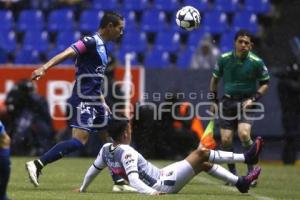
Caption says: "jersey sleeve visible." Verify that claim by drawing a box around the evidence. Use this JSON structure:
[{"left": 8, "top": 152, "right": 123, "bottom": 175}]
[
  {"left": 71, "top": 36, "right": 96, "bottom": 55},
  {"left": 93, "top": 146, "right": 107, "bottom": 170},
  {"left": 121, "top": 147, "right": 158, "bottom": 195},
  {"left": 212, "top": 57, "right": 223, "bottom": 78},
  {"left": 121, "top": 148, "right": 139, "bottom": 175},
  {"left": 257, "top": 60, "right": 270, "bottom": 81}
]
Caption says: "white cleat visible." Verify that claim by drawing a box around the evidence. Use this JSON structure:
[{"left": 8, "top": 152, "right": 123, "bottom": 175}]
[
  {"left": 25, "top": 161, "right": 40, "bottom": 187},
  {"left": 112, "top": 184, "right": 137, "bottom": 192}
]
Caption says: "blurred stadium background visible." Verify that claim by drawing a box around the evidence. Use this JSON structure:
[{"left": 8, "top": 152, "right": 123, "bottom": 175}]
[{"left": 0, "top": 0, "right": 300, "bottom": 162}]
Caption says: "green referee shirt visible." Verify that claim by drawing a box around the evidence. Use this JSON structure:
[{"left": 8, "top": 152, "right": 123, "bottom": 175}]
[{"left": 212, "top": 51, "right": 270, "bottom": 96}]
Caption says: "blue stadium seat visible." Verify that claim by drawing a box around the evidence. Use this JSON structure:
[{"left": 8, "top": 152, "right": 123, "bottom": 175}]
[
  {"left": 0, "top": 10, "right": 14, "bottom": 33},
  {"left": 141, "top": 9, "right": 167, "bottom": 32},
  {"left": 176, "top": 47, "right": 196, "bottom": 68},
  {"left": 0, "top": 31, "right": 16, "bottom": 53},
  {"left": 187, "top": 30, "right": 207, "bottom": 49},
  {"left": 48, "top": 9, "right": 75, "bottom": 32},
  {"left": 144, "top": 49, "right": 170, "bottom": 68},
  {"left": 79, "top": 10, "right": 104, "bottom": 33},
  {"left": 56, "top": 31, "right": 81, "bottom": 50},
  {"left": 219, "top": 31, "right": 236, "bottom": 52},
  {"left": 244, "top": 0, "right": 270, "bottom": 14},
  {"left": 14, "top": 49, "right": 40, "bottom": 64},
  {"left": 121, "top": 31, "right": 147, "bottom": 52},
  {"left": 154, "top": 31, "right": 180, "bottom": 52},
  {"left": 23, "top": 31, "right": 49, "bottom": 52},
  {"left": 202, "top": 11, "right": 228, "bottom": 34},
  {"left": 232, "top": 12, "right": 258, "bottom": 34},
  {"left": 183, "top": 0, "right": 210, "bottom": 12},
  {"left": 154, "top": 0, "right": 180, "bottom": 12},
  {"left": 92, "top": 0, "right": 118, "bottom": 11},
  {"left": 123, "top": 0, "right": 148, "bottom": 11},
  {"left": 121, "top": 11, "right": 138, "bottom": 32},
  {"left": 0, "top": 49, "right": 7, "bottom": 63},
  {"left": 17, "top": 10, "right": 44, "bottom": 32},
  {"left": 214, "top": 0, "right": 240, "bottom": 13}
]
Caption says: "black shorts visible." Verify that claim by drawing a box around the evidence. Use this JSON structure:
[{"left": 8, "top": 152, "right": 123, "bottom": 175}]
[{"left": 218, "top": 95, "right": 256, "bottom": 130}]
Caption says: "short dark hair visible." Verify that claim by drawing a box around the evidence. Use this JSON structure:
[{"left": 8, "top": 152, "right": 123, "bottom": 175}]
[
  {"left": 99, "top": 12, "right": 124, "bottom": 29},
  {"left": 107, "top": 116, "right": 129, "bottom": 141},
  {"left": 234, "top": 29, "right": 253, "bottom": 42}
]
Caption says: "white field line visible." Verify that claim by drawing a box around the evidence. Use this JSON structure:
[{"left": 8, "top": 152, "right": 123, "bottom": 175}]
[{"left": 193, "top": 176, "right": 275, "bottom": 200}]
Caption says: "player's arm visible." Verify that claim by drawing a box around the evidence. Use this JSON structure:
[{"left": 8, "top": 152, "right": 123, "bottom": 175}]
[
  {"left": 209, "top": 76, "right": 219, "bottom": 96},
  {"left": 210, "top": 57, "right": 223, "bottom": 99},
  {"left": 208, "top": 58, "right": 222, "bottom": 114},
  {"left": 121, "top": 150, "right": 158, "bottom": 195},
  {"left": 127, "top": 172, "right": 159, "bottom": 195},
  {"left": 243, "top": 61, "right": 270, "bottom": 108},
  {"left": 32, "top": 47, "right": 76, "bottom": 80},
  {"left": 79, "top": 147, "right": 107, "bottom": 192},
  {"left": 99, "top": 95, "right": 111, "bottom": 114}
]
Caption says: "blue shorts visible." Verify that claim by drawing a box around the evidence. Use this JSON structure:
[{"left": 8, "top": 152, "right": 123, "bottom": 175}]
[
  {"left": 68, "top": 101, "right": 110, "bottom": 133},
  {"left": 0, "top": 120, "right": 6, "bottom": 135}
]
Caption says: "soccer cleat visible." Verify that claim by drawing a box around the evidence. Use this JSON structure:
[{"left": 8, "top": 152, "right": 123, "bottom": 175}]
[
  {"left": 244, "top": 137, "right": 264, "bottom": 165},
  {"left": 235, "top": 166, "right": 261, "bottom": 193},
  {"left": 112, "top": 184, "right": 137, "bottom": 192},
  {"left": 25, "top": 160, "right": 42, "bottom": 187}
]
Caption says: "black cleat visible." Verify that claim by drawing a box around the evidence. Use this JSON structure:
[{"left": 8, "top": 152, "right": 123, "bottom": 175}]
[
  {"left": 235, "top": 166, "right": 261, "bottom": 193},
  {"left": 244, "top": 137, "right": 264, "bottom": 165}
]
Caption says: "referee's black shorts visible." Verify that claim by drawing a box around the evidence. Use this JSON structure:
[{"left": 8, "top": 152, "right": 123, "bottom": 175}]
[{"left": 218, "top": 94, "right": 256, "bottom": 130}]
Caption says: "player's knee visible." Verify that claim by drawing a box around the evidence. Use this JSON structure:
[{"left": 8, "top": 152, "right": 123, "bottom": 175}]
[
  {"left": 221, "top": 138, "right": 232, "bottom": 147},
  {"left": 238, "top": 129, "right": 250, "bottom": 141}
]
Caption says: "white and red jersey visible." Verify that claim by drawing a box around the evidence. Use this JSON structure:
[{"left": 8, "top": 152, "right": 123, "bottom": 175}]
[
  {"left": 88, "top": 143, "right": 195, "bottom": 194},
  {"left": 94, "top": 143, "right": 160, "bottom": 186}
]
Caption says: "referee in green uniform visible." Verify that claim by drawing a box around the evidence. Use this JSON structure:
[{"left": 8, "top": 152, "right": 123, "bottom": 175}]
[{"left": 209, "top": 30, "right": 270, "bottom": 186}]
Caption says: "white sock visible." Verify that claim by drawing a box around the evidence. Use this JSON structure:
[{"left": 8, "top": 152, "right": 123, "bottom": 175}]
[
  {"left": 207, "top": 164, "right": 239, "bottom": 185},
  {"left": 208, "top": 150, "right": 245, "bottom": 163}
]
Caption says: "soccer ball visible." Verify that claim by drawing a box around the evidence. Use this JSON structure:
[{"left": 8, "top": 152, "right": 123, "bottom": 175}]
[{"left": 176, "top": 6, "right": 201, "bottom": 31}]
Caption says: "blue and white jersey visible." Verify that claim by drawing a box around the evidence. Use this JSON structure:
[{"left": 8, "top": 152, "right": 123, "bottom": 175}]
[
  {"left": 0, "top": 120, "right": 5, "bottom": 135},
  {"left": 95, "top": 143, "right": 161, "bottom": 186},
  {"left": 70, "top": 33, "right": 109, "bottom": 102}
]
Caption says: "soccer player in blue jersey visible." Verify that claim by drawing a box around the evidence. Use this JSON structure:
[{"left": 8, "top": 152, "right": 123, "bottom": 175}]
[
  {"left": 25, "top": 12, "right": 125, "bottom": 188},
  {"left": 0, "top": 121, "right": 11, "bottom": 200}
]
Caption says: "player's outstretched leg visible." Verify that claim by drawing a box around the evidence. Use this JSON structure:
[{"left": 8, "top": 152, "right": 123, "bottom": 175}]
[
  {"left": 205, "top": 163, "right": 261, "bottom": 193},
  {"left": 244, "top": 137, "right": 264, "bottom": 165},
  {"left": 235, "top": 166, "right": 261, "bottom": 193},
  {"left": 26, "top": 137, "right": 85, "bottom": 187}
]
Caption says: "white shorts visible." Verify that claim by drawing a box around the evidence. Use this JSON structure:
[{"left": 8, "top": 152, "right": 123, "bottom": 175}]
[{"left": 152, "top": 160, "right": 195, "bottom": 193}]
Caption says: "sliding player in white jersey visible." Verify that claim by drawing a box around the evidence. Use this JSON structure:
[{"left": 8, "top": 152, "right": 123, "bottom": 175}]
[{"left": 76, "top": 116, "right": 263, "bottom": 195}]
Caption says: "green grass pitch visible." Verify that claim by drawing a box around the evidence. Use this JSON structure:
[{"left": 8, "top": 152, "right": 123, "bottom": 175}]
[{"left": 8, "top": 157, "right": 300, "bottom": 200}]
